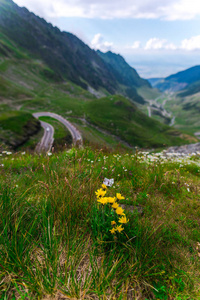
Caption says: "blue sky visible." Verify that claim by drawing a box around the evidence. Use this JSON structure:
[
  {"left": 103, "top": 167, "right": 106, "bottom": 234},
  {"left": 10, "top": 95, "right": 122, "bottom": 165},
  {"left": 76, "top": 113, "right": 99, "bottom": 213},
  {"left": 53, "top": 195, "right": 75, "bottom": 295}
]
[{"left": 13, "top": 0, "right": 200, "bottom": 78}]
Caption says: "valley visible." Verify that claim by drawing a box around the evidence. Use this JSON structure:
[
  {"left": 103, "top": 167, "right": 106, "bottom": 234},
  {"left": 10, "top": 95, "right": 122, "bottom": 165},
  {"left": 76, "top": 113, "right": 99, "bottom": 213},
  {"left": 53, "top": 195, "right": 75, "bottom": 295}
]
[
  {"left": 1, "top": 0, "right": 198, "bottom": 152},
  {"left": 1, "top": 1, "right": 200, "bottom": 299}
]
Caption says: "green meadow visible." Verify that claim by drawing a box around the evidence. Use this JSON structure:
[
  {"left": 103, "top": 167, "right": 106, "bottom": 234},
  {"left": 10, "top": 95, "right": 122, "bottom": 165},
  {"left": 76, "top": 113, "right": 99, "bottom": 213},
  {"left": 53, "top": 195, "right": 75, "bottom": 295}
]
[
  {"left": 0, "top": 33, "right": 195, "bottom": 151},
  {"left": 0, "top": 147, "right": 200, "bottom": 299}
]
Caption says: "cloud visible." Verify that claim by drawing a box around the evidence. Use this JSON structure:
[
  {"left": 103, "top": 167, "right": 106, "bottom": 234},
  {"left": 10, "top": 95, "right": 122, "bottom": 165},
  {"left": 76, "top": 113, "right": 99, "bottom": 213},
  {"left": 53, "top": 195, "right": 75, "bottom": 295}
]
[
  {"left": 130, "top": 41, "right": 141, "bottom": 49},
  {"left": 181, "top": 35, "right": 200, "bottom": 51},
  {"left": 91, "top": 33, "right": 113, "bottom": 52},
  {"left": 13, "top": 0, "right": 200, "bottom": 20},
  {"left": 144, "top": 38, "right": 177, "bottom": 50},
  {"left": 143, "top": 36, "right": 200, "bottom": 52}
]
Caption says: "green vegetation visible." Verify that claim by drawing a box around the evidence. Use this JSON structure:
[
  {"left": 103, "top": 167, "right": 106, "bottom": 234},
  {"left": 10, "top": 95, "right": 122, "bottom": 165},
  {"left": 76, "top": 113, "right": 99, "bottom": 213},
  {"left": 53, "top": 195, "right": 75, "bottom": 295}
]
[
  {"left": 86, "top": 95, "right": 192, "bottom": 148},
  {"left": 137, "top": 85, "right": 161, "bottom": 100},
  {"left": 0, "top": 111, "right": 40, "bottom": 149},
  {"left": 0, "top": 0, "right": 151, "bottom": 98},
  {"left": 165, "top": 94, "right": 200, "bottom": 134},
  {"left": 0, "top": 1, "right": 197, "bottom": 151},
  {"left": 0, "top": 147, "right": 200, "bottom": 299},
  {"left": 178, "top": 80, "right": 200, "bottom": 98},
  {"left": 0, "top": 37, "right": 192, "bottom": 150}
]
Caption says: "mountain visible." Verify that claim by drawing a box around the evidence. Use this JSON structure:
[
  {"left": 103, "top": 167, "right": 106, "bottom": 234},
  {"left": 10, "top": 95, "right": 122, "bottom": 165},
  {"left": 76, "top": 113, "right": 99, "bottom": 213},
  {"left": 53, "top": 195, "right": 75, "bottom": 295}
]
[
  {"left": 0, "top": 0, "right": 195, "bottom": 149},
  {"left": 97, "top": 51, "right": 150, "bottom": 89},
  {"left": 0, "top": 0, "right": 149, "bottom": 104},
  {"left": 178, "top": 80, "right": 200, "bottom": 98},
  {"left": 147, "top": 78, "right": 164, "bottom": 87},
  {"left": 97, "top": 51, "right": 151, "bottom": 104},
  {"left": 153, "top": 66, "right": 200, "bottom": 92}
]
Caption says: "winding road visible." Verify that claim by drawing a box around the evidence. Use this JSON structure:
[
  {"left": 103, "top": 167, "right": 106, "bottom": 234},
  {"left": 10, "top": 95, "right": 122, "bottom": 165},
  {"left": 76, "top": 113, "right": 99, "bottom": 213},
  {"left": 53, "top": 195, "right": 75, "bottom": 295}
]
[
  {"left": 33, "top": 112, "right": 83, "bottom": 152},
  {"left": 35, "top": 121, "right": 54, "bottom": 153},
  {"left": 146, "top": 93, "right": 175, "bottom": 126}
]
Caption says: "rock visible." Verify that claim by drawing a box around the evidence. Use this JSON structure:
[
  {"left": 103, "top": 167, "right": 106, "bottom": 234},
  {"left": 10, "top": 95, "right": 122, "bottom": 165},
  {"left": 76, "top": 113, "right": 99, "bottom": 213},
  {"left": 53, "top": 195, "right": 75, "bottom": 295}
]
[{"left": 119, "top": 204, "right": 144, "bottom": 215}]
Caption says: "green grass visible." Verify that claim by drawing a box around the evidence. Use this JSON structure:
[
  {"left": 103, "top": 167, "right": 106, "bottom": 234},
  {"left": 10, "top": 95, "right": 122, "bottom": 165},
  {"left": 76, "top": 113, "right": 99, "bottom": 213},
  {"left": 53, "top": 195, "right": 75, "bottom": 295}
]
[
  {"left": 0, "top": 147, "right": 200, "bottom": 299},
  {"left": 137, "top": 86, "right": 161, "bottom": 100},
  {"left": 164, "top": 94, "right": 200, "bottom": 134},
  {"left": 85, "top": 95, "right": 192, "bottom": 148},
  {"left": 0, "top": 34, "right": 195, "bottom": 151},
  {"left": 0, "top": 111, "right": 40, "bottom": 149}
]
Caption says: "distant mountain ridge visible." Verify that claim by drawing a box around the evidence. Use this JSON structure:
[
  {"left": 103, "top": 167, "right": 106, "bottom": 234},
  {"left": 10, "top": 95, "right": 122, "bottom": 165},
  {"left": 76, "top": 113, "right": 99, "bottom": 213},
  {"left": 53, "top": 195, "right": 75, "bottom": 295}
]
[
  {"left": 147, "top": 78, "right": 164, "bottom": 87},
  {"left": 0, "top": 0, "right": 194, "bottom": 149},
  {"left": 97, "top": 50, "right": 150, "bottom": 88},
  {"left": 152, "top": 65, "right": 200, "bottom": 93},
  {"left": 0, "top": 0, "right": 150, "bottom": 104}
]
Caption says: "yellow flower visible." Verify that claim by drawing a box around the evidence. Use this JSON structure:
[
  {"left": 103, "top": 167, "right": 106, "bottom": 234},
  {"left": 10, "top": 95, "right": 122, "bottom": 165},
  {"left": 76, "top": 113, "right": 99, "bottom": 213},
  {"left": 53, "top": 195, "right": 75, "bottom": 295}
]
[
  {"left": 116, "top": 193, "right": 125, "bottom": 200},
  {"left": 119, "top": 215, "right": 129, "bottom": 224},
  {"left": 110, "top": 228, "right": 116, "bottom": 234},
  {"left": 112, "top": 202, "right": 119, "bottom": 209},
  {"left": 115, "top": 225, "right": 124, "bottom": 233},
  {"left": 102, "top": 183, "right": 107, "bottom": 190},
  {"left": 107, "top": 197, "right": 116, "bottom": 204},
  {"left": 97, "top": 197, "right": 108, "bottom": 205},
  {"left": 115, "top": 206, "right": 124, "bottom": 215},
  {"left": 111, "top": 221, "right": 116, "bottom": 226},
  {"left": 95, "top": 188, "right": 106, "bottom": 198}
]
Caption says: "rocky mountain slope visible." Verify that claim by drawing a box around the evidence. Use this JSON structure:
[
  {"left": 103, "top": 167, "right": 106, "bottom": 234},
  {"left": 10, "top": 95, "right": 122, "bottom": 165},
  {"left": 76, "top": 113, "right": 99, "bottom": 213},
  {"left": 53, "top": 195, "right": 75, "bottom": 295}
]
[
  {"left": 0, "top": 0, "right": 195, "bottom": 150},
  {"left": 97, "top": 50, "right": 150, "bottom": 104},
  {"left": 0, "top": 0, "right": 150, "bottom": 103}
]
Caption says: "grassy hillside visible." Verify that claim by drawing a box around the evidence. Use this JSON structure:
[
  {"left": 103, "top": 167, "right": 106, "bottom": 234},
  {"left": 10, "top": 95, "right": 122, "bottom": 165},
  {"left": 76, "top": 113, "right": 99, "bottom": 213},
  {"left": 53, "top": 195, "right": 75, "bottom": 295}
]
[
  {"left": 85, "top": 95, "right": 193, "bottom": 148},
  {"left": 0, "top": 33, "right": 192, "bottom": 150},
  {"left": 178, "top": 80, "right": 200, "bottom": 98},
  {"left": 0, "top": 147, "right": 200, "bottom": 299},
  {"left": 0, "top": 0, "right": 116, "bottom": 92},
  {"left": 0, "top": 0, "right": 197, "bottom": 150},
  {"left": 0, "top": 0, "right": 150, "bottom": 101},
  {"left": 164, "top": 93, "right": 200, "bottom": 134},
  {"left": 0, "top": 111, "right": 40, "bottom": 149}
]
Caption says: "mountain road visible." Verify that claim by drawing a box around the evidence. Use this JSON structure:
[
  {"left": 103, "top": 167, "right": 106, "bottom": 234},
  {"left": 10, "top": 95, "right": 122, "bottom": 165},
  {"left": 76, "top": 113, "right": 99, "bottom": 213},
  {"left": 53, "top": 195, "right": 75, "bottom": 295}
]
[
  {"left": 33, "top": 112, "right": 83, "bottom": 152},
  {"left": 35, "top": 121, "right": 54, "bottom": 152}
]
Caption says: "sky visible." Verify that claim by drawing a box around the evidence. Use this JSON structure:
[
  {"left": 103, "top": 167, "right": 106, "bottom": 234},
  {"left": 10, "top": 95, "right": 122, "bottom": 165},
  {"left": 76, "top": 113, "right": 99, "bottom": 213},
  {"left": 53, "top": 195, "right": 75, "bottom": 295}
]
[{"left": 13, "top": 0, "right": 200, "bottom": 78}]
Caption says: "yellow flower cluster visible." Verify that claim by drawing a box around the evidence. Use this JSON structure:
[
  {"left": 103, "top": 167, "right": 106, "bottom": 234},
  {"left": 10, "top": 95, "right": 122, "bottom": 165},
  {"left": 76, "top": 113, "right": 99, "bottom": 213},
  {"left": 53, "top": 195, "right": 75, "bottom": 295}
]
[{"left": 95, "top": 184, "right": 129, "bottom": 234}]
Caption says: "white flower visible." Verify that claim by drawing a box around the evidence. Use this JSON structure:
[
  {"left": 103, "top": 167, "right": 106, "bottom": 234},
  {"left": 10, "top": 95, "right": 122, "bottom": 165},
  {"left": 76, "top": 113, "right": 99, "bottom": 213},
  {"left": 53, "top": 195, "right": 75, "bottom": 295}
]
[
  {"left": 103, "top": 178, "right": 114, "bottom": 187},
  {"left": 47, "top": 152, "right": 52, "bottom": 156},
  {"left": 21, "top": 152, "right": 26, "bottom": 155},
  {"left": 187, "top": 187, "right": 190, "bottom": 192}
]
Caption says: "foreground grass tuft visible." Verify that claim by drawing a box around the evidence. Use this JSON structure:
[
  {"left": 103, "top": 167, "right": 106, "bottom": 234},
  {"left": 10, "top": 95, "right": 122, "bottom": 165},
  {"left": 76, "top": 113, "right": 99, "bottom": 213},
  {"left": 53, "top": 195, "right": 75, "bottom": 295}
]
[{"left": 0, "top": 147, "right": 200, "bottom": 299}]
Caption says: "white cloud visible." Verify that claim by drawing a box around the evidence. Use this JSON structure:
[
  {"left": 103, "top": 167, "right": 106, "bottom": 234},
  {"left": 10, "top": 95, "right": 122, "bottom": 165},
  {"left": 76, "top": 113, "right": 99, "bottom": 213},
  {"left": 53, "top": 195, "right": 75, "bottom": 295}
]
[
  {"left": 181, "top": 35, "right": 200, "bottom": 51},
  {"left": 91, "top": 33, "right": 113, "bottom": 52},
  {"left": 13, "top": 0, "right": 200, "bottom": 20},
  {"left": 131, "top": 41, "right": 141, "bottom": 49},
  {"left": 143, "top": 35, "right": 200, "bottom": 52},
  {"left": 144, "top": 38, "right": 177, "bottom": 50}
]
